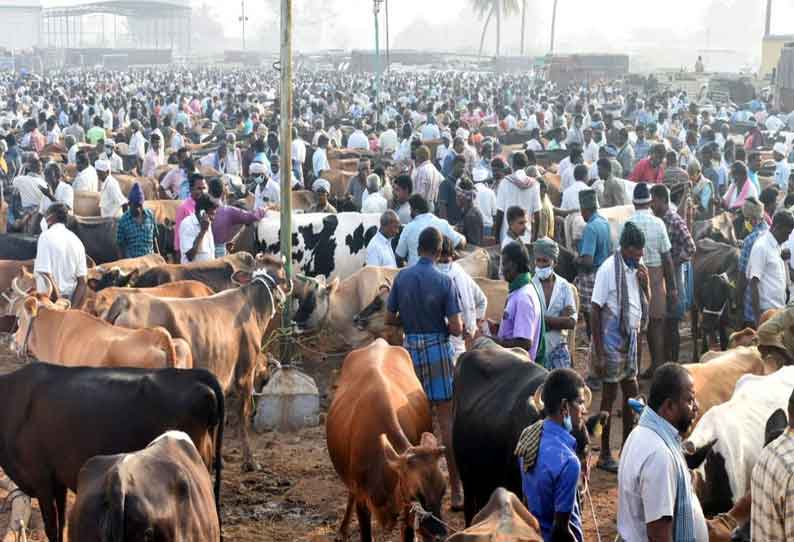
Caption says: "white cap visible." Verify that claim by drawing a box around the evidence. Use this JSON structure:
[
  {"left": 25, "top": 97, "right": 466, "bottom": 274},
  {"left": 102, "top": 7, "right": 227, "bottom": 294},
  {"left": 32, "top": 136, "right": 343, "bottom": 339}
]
[
  {"left": 250, "top": 162, "right": 268, "bottom": 175},
  {"left": 456, "top": 127, "right": 470, "bottom": 140},
  {"left": 95, "top": 159, "right": 111, "bottom": 172},
  {"left": 312, "top": 178, "right": 331, "bottom": 193},
  {"left": 774, "top": 142, "right": 788, "bottom": 156}
]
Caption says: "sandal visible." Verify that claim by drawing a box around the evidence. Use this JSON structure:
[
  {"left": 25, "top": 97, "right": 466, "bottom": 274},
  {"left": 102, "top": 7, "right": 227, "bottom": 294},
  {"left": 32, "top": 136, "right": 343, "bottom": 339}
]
[{"left": 596, "top": 457, "right": 619, "bottom": 474}]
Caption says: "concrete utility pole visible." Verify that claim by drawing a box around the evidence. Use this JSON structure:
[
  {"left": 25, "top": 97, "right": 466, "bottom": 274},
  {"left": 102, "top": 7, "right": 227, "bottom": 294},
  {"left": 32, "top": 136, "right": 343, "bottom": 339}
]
[
  {"left": 385, "top": 0, "right": 390, "bottom": 71},
  {"left": 373, "top": 0, "right": 383, "bottom": 126},
  {"left": 279, "top": 0, "right": 293, "bottom": 347},
  {"left": 239, "top": 0, "right": 248, "bottom": 50},
  {"left": 765, "top": 0, "right": 773, "bottom": 37},
  {"left": 550, "top": 0, "right": 558, "bottom": 54}
]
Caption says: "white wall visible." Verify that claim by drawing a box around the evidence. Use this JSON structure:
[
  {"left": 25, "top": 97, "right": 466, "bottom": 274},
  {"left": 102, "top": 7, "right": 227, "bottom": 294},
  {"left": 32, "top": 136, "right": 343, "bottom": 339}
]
[{"left": 0, "top": 7, "right": 41, "bottom": 50}]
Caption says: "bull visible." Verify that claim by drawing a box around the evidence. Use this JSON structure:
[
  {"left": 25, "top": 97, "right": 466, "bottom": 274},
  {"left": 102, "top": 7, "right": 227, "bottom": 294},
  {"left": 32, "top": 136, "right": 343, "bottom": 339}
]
[{"left": 0, "top": 364, "right": 224, "bottom": 542}]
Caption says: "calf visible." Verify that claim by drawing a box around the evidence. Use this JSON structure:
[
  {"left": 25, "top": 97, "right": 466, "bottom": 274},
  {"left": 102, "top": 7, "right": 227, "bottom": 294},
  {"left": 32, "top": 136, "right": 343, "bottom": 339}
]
[
  {"left": 69, "top": 431, "right": 221, "bottom": 542},
  {"left": 15, "top": 294, "right": 192, "bottom": 369},
  {"left": 446, "top": 488, "right": 542, "bottom": 542},
  {"left": 326, "top": 339, "right": 447, "bottom": 542},
  {"left": 0, "top": 363, "right": 224, "bottom": 542},
  {"left": 85, "top": 253, "right": 166, "bottom": 291},
  {"left": 106, "top": 263, "right": 288, "bottom": 470}
]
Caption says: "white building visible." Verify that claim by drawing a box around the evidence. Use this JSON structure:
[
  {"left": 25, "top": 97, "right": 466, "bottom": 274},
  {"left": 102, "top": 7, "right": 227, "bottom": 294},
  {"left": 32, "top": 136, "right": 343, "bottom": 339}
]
[{"left": 0, "top": 0, "right": 42, "bottom": 51}]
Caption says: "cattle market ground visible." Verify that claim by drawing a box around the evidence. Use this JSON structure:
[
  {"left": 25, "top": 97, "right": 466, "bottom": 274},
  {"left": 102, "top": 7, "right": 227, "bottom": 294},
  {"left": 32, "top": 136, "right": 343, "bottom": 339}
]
[{"left": 0, "top": 322, "right": 699, "bottom": 542}]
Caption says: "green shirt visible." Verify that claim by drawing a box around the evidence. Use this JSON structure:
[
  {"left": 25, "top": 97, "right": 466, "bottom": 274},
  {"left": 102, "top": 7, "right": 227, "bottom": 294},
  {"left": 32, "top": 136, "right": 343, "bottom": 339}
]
[{"left": 86, "top": 126, "right": 106, "bottom": 145}]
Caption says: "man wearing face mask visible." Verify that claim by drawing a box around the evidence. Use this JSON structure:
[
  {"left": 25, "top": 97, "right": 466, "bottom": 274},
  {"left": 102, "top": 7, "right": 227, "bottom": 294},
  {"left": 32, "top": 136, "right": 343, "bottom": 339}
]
[
  {"left": 116, "top": 183, "right": 157, "bottom": 259},
  {"left": 591, "top": 222, "right": 649, "bottom": 474},
  {"left": 252, "top": 162, "right": 280, "bottom": 211},
  {"left": 618, "top": 363, "right": 706, "bottom": 542},
  {"left": 533, "top": 238, "right": 577, "bottom": 369},
  {"left": 515, "top": 368, "right": 589, "bottom": 542},
  {"left": 174, "top": 173, "right": 208, "bottom": 256}
]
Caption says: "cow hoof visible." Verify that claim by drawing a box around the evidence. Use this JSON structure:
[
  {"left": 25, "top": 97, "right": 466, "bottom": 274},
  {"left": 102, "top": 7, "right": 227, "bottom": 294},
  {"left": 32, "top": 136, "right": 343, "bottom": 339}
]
[{"left": 242, "top": 460, "right": 261, "bottom": 472}]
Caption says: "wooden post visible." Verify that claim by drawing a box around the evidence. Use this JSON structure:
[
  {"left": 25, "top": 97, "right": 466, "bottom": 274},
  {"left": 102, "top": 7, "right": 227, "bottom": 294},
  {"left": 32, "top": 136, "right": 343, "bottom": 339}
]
[{"left": 279, "top": 0, "right": 293, "bottom": 361}]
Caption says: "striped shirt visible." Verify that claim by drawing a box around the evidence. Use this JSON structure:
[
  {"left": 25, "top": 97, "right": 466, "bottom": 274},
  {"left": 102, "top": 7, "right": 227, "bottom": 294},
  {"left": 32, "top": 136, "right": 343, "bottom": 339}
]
[
  {"left": 624, "top": 209, "right": 671, "bottom": 268},
  {"left": 751, "top": 428, "right": 794, "bottom": 541}
]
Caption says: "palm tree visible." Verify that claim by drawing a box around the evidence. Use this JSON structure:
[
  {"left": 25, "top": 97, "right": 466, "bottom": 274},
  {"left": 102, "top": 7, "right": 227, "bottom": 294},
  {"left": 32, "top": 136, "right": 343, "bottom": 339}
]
[{"left": 470, "top": 0, "right": 519, "bottom": 57}]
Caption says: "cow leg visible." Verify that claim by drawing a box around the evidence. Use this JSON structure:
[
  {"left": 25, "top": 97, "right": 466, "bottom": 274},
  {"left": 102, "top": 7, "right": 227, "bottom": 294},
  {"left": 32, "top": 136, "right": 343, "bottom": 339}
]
[
  {"left": 339, "top": 493, "right": 354, "bottom": 540},
  {"left": 355, "top": 502, "right": 373, "bottom": 542},
  {"left": 691, "top": 307, "right": 700, "bottom": 363},
  {"left": 37, "top": 485, "right": 61, "bottom": 542},
  {"left": 54, "top": 482, "right": 67, "bottom": 542},
  {"left": 718, "top": 324, "right": 729, "bottom": 351},
  {"left": 239, "top": 390, "right": 259, "bottom": 472},
  {"left": 400, "top": 522, "right": 415, "bottom": 542}
]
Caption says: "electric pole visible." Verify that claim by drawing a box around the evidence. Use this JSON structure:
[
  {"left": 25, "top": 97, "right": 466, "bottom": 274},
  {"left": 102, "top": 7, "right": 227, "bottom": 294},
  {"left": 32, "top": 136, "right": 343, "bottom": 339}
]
[
  {"left": 239, "top": 0, "right": 248, "bottom": 50},
  {"left": 373, "top": 0, "right": 383, "bottom": 126}
]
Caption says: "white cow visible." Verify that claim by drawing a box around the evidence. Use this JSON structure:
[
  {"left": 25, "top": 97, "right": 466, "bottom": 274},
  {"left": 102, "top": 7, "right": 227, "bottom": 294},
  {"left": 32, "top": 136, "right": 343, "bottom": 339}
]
[
  {"left": 563, "top": 204, "right": 635, "bottom": 253},
  {"left": 684, "top": 366, "right": 794, "bottom": 514},
  {"left": 256, "top": 212, "right": 381, "bottom": 280}
]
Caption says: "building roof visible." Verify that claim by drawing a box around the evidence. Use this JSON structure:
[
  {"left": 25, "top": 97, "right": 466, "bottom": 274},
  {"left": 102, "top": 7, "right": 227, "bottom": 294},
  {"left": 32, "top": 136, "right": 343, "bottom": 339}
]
[{"left": 1, "top": 0, "right": 42, "bottom": 8}]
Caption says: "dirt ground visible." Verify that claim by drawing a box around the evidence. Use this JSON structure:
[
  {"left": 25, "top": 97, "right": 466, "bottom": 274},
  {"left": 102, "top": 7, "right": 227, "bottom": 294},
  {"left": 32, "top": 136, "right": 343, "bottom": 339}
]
[{"left": 0, "top": 322, "right": 697, "bottom": 542}]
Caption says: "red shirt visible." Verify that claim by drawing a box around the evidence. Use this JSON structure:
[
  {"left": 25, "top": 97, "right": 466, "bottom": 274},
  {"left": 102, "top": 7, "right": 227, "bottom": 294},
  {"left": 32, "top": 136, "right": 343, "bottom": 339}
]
[{"left": 628, "top": 158, "right": 664, "bottom": 184}]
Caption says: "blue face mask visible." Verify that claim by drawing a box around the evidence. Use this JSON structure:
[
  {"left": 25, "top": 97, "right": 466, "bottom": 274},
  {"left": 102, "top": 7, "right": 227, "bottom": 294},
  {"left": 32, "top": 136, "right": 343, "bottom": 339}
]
[
  {"left": 563, "top": 414, "right": 573, "bottom": 432},
  {"left": 624, "top": 256, "right": 640, "bottom": 269}
]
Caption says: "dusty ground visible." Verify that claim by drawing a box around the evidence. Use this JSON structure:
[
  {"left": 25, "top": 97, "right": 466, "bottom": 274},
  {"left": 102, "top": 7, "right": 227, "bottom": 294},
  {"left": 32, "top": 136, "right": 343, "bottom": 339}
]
[{"left": 0, "top": 322, "right": 697, "bottom": 542}]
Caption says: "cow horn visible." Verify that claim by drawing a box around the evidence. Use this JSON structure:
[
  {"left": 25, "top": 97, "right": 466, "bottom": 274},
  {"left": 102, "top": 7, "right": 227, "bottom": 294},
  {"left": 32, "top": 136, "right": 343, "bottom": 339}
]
[
  {"left": 529, "top": 385, "right": 544, "bottom": 413},
  {"left": 11, "top": 277, "right": 26, "bottom": 297}
]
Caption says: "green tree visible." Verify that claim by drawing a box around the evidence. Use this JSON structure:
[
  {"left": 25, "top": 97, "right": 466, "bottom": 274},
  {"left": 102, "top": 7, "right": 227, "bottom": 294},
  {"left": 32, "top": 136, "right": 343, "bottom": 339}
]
[{"left": 470, "top": 0, "right": 520, "bottom": 57}]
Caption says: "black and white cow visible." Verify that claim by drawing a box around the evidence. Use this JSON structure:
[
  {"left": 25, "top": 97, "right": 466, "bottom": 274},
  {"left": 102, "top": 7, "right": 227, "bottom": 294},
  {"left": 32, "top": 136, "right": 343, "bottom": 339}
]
[
  {"left": 256, "top": 212, "right": 380, "bottom": 279},
  {"left": 684, "top": 366, "right": 794, "bottom": 516}
]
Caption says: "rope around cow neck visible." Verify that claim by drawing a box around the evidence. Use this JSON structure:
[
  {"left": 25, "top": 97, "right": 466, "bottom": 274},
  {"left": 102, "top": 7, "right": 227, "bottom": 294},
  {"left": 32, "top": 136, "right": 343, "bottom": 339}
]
[{"left": 409, "top": 502, "right": 458, "bottom": 537}]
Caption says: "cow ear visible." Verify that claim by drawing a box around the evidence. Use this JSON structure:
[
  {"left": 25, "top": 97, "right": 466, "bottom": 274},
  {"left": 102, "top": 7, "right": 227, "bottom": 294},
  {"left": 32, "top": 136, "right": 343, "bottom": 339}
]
[
  {"left": 765, "top": 409, "right": 788, "bottom": 446},
  {"left": 683, "top": 438, "right": 717, "bottom": 470},
  {"left": 327, "top": 277, "right": 340, "bottom": 295},
  {"left": 380, "top": 434, "right": 401, "bottom": 469},
  {"left": 231, "top": 270, "right": 252, "bottom": 285},
  {"left": 87, "top": 278, "right": 101, "bottom": 291},
  {"left": 23, "top": 297, "right": 38, "bottom": 318}
]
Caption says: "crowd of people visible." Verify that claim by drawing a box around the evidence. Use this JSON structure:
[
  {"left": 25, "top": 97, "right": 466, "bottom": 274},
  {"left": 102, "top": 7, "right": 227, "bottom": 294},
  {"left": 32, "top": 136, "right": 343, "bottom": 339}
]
[{"left": 4, "top": 65, "right": 794, "bottom": 541}]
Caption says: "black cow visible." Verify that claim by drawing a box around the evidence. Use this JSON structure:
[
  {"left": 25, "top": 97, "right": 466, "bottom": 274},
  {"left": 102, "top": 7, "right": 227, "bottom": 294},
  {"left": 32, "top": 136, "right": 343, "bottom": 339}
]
[
  {"left": 67, "top": 216, "right": 118, "bottom": 264},
  {"left": 453, "top": 339, "right": 548, "bottom": 525},
  {"left": 0, "top": 363, "right": 224, "bottom": 542},
  {"left": 132, "top": 252, "right": 256, "bottom": 291},
  {"left": 0, "top": 233, "right": 38, "bottom": 260}
]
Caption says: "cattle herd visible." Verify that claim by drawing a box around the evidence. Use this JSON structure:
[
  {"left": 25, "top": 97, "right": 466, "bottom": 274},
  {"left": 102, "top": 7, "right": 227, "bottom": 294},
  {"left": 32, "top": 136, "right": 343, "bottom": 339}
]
[{"left": 1, "top": 63, "right": 794, "bottom": 542}]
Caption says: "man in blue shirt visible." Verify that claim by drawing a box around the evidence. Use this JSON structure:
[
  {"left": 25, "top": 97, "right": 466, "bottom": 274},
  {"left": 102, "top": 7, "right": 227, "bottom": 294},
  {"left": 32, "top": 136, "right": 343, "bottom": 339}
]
[
  {"left": 516, "top": 368, "right": 588, "bottom": 542},
  {"left": 386, "top": 226, "right": 465, "bottom": 509},
  {"left": 395, "top": 194, "right": 465, "bottom": 266},
  {"left": 575, "top": 189, "right": 612, "bottom": 341}
]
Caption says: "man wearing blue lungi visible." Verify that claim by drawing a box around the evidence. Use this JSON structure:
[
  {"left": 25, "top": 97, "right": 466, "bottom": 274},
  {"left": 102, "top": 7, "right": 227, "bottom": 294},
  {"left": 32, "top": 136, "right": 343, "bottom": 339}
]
[{"left": 386, "top": 226, "right": 465, "bottom": 510}]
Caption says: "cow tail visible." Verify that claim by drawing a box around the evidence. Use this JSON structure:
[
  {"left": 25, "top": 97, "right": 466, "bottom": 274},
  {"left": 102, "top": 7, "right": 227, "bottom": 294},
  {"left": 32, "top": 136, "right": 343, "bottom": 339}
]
[
  {"left": 104, "top": 295, "right": 129, "bottom": 325},
  {"left": 198, "top": 370, "right": 225, "bottom": 528}
]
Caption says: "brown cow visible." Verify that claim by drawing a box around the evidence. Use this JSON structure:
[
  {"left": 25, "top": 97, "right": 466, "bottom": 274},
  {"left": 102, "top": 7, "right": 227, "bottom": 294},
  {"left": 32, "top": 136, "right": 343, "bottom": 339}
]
[
  {"left": 15, "top": 294, "right": 192, "bottom": 369},
  {"left": 69, "top": 431, "right": 220, "bottom": 542},
  {"left": 326, "top": 339, "right": 448, "bottom": 542},
  {"left": 446, "top": 488, "right": 542, "bottom": 542},
  {"left": 90, "top": 280, "right": 215, "bottom": 319},
  {"left": 132, "top": 252, "right": 256, "bottom": 291},
  {"left": 115, "top": 175, "right": 161, "bottom": 200},
  {"left": 73, "top": 191, "right": 101, "bottom": 217},
  {"left": 144, "top": 199, "right": 182, "bottom": 224},
  {"left": 706, "top": 493, "right": 750, "bottom": 542},
  {"left": 105, "top": 262, "right": 288, "bottom": 469},
  {"left": 684, "top": 346, "right": 780, "bottom": 427},
  {"left": 0, "top": 259, "right": 33, "bottom": 330}
]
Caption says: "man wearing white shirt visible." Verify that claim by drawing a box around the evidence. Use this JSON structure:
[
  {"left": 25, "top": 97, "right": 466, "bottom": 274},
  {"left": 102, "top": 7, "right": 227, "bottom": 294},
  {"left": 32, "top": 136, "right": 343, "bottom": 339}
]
[
  {"left": 291, "top": 127, "right": 306, "bottom": 183},
  {"left": 127, "top": 120, "right": 146, "bottom": 169},
  {"left": 101, "top": 140, "right": 124, "bottom": 173},
  {"left": 12, "top": 158, "right": 48, "bottom": 211},
  {"left": 347, "top": 123, "right": 369, "bottom": 150},
  {"left": 473, "top": 167, "right": 497, "bottom": 236},
  {"left": 747, "top": 211, "right": 794, "bottom": 328},
  {"left": 96, "top": 159, "right": 127, "bottom": 218},
  {"left": 142, "top": 134, "right": 165, "bottom": 178},
  {"left": 362, "top": 174, "right": 389, "bottom": 214},
  {"left": 772, "top": 142, "right": 791, "bottom": 193},
  {"left": 558, "top": 145, "right": 582, "bottom": 191},
  {"left": 561, "top": 165, "right": 591, "bottom": 211},
  {"left": 312, "top": 135, "right": 331, "bottom": 178},
  {"left": 366, "top": 210, "right": 400, "bottom": 267},
  {"left": 252, "top": 162, "right": 280, "bottom": 211},
  {"left": 421, "top": 117, "right": 441, "bottom": 142},
  {"left": 72, "top": 152, "right": 98, "bottom": 192},
  {"left": 494, "top": 156, "right": 543, "bottom": 242},
  {"left": 582, "top": 128, "right": 600, "bottom": 163},
  {"left": 39, "top": 163, "right": 74, "bottom": 214},
  {"left": 379, "top": 121, "right": 399, "bottom": 155},
  {"left": 179, "top": 194, "right": 217, "bottom": 264},
  {"left": 34, "top": 203, "right": 87, "bottom": 307}
]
